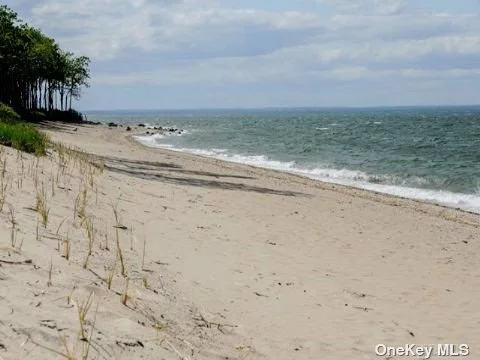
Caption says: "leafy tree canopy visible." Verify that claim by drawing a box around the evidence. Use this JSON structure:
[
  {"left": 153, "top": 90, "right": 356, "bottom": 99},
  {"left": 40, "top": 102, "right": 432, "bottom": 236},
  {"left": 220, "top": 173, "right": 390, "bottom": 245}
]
[{"left": 0, "top": 4, "right": 90, "bottom": 120}]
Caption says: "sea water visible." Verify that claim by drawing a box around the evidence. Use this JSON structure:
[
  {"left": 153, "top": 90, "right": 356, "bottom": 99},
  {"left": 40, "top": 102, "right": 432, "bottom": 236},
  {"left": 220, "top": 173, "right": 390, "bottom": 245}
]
[{"left": 85, "top": 106, "right": 480, "bottom": 213}]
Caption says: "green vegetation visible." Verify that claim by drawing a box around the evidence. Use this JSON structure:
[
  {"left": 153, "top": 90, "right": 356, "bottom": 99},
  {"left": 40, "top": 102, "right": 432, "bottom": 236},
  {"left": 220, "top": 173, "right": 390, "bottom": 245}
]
[
  {"left": 0, "top": 102, "right": 48, "bottom": 156},
  {"left": 0, "top": 103, "right": 21, "bottom": 122},
  {"left": 0, "top": 120, "right": 48, "bottom": 155},
  {"left": 0, "top": 4, "right": 89, "bottom": 154},
  {"left": 0, "top": 5, "right": 90, "bottom": 121}
]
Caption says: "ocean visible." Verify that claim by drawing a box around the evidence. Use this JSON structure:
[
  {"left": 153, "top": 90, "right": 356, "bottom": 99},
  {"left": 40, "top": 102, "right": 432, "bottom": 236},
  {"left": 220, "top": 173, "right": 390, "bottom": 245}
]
[{"left": 85, "top": 106, "right": 480, "bottom": 213}]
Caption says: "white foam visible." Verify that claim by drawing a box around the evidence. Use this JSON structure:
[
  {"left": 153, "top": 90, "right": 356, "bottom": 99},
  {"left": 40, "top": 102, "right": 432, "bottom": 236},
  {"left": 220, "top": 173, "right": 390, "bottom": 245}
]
[
  {"left": 133, "top": 137, "right": 480, "bottom": 213},
  {"left": 133, "top": 133, "right": 165, "bottom": 147}
]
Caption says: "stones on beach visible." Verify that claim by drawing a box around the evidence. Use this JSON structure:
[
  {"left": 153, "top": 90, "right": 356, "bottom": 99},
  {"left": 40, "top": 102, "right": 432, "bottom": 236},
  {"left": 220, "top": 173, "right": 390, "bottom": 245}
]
[
  {"left": 138, "top": 123, "right": 146, "bottom": 127},
  {"left": 108, "top": 122, "right": 118, "bottom": 127},
  {"left": 126, "top": 126, "right": 131, "bottom": 131},
  {"left": 141, "top": 126, "right": 185, "bottom": 137}
]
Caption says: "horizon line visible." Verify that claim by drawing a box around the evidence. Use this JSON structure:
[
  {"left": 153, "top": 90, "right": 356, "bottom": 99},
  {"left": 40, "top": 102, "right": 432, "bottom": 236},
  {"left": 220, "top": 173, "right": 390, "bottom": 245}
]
[{"left": 81, "top": 104, "right": 480, "bottom": 113}]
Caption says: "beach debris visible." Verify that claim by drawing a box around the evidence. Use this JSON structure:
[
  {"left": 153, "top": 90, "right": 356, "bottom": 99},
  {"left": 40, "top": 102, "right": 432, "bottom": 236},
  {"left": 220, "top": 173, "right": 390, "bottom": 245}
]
[
  {"left": 352, "top": 306, "right": 373, "bottom": 312},
  {"left": 154, "top": 260, "right": 169, "bottom": 267},
  {"left": 392, "top": 322, "right": 415, "bottom": 337},
  {"left": 344, "top": 289, "right": 367, "bottom": 298},
  {"left": 254, "top": 291, "right": 268, "bottom": 297},
  {"left": 116, "top": 340, "right": 144, "bottom": 348},
  {"left": 113, "top": 224, "right": 128, "bottom": 230},
  {"left": 142, "top": 126, "right": 184, "bottom": 136},
  {"left": 193, "top": 313, "right": 238, "bottom": 333},
  {"left": 40, "top": 319, "right": 57, "bottom": 330},
  {"left": 0, "top": 258, "right": 33, "bottom": 265}
]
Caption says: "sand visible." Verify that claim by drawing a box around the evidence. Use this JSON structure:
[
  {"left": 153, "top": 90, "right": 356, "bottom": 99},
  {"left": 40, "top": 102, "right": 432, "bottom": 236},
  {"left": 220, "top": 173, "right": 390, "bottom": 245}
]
[{"left": 0, "top": 122, "right": 479, "bottom": 360}]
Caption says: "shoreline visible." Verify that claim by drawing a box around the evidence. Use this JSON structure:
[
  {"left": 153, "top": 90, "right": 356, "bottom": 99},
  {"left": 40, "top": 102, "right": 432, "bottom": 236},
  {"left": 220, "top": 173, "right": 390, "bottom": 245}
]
[
  {"left": 127, "top": 131, "right": 480, "bottom": 227},
  {"left": 131, "top": 129, "right": 480, "bottom": 216},
  {"left": 2, "top": 121, "right": 478, "bottom": 359}
]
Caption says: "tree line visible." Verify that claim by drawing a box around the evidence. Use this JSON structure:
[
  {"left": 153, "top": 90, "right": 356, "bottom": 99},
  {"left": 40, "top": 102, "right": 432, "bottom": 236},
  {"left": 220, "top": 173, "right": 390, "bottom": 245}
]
[{"left": 0, "top": 4, "right": 90, "bottom": 118}]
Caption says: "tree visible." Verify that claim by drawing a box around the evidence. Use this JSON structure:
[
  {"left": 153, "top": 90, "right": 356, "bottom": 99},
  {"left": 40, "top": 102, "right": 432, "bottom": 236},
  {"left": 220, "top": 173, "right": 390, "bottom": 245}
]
[{"left": 0, "top": 4, "right": 89, "bottom": 118}]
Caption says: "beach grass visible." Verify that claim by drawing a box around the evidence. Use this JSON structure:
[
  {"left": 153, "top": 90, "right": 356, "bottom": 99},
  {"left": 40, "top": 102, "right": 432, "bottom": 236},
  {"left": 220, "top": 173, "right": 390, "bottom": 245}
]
[
  {"left": 0, "top": 122, "right": 48, "bottom": 155},
  {"left": 36, "top": 183, "right": 50, "bottom": 228}
]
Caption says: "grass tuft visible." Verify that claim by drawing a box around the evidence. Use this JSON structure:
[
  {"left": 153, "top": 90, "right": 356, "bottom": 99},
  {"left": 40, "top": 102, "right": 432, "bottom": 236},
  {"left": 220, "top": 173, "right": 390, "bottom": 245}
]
[
  {"left": 77, "top": 291, "right": 94, "bottom": 341},
  {"left": 0, "top": 122, "right": 48, "bottom": 155},
  {"left": 36, "top": 182, "right": 50, "bottom": 228}
]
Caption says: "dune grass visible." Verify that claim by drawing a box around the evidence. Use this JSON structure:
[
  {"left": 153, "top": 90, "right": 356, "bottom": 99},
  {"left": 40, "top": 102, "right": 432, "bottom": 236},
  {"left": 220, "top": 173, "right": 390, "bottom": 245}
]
[
  {"left": 0, "top": 103, "right": 48, "bottom": 155},
  {"left": 0, "top": 122, "right": 48, "bottom": 155}
]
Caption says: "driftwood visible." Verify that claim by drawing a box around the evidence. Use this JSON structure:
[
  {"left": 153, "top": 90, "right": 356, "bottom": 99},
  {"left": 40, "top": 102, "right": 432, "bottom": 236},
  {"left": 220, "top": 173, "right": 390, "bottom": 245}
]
[{"left": 0, "top": 259, "right": 33, "bottom": 265}]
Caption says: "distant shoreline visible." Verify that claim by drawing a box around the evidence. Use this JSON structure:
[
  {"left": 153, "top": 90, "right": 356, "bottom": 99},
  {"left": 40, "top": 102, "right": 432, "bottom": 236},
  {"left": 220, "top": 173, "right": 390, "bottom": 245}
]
[{"left": 82, "top": 104, "right": 480, "bottom": 114}]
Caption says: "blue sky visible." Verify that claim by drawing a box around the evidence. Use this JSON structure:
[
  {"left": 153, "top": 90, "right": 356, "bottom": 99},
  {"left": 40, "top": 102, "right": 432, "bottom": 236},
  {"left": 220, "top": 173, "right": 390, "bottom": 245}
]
[{"left": 5, "top": 0, "right": 480, "bottom": 110}]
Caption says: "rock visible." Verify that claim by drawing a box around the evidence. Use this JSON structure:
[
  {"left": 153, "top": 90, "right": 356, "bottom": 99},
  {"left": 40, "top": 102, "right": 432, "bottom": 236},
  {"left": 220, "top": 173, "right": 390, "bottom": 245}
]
[
  {"left": 138, "top": 123, "right": 145, "bottom": 127},
  {"left": 108, "top": 122, "right": 118, "bottom": 127},
  {"left": 126, "top": 126, "right": 131, "bottom": 131}
]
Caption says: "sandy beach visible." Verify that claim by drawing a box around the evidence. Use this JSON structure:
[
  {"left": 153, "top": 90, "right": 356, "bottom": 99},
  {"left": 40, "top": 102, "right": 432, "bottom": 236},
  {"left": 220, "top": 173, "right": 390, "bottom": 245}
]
[{"left": 0, "top": 122, "right": 479, "bottom": 360}]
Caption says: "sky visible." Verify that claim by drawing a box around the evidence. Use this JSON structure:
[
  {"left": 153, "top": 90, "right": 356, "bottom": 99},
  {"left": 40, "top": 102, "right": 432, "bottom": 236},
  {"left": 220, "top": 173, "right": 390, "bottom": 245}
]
[{"left": 4, "top": 0, "right": 480, "bottom": 110}]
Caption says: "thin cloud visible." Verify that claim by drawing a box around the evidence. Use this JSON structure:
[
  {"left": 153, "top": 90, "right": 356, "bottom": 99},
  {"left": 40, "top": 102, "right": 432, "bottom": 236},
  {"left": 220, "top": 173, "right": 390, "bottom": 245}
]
[{"left": 4, "top": 0, "right": 480, "bottom": 108}]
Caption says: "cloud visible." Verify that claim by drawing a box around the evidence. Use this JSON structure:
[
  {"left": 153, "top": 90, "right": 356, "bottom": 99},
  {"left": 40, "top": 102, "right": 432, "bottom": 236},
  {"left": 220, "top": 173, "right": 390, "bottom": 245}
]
[
  {"left": 27, "top": 0, "right": 322, "bottom": 60},
  {"left": 5, "top": 0, "right": 480, "bottom": 108},
  {"left": 317, "top": 0, "right": 407, "bottom": 15}
]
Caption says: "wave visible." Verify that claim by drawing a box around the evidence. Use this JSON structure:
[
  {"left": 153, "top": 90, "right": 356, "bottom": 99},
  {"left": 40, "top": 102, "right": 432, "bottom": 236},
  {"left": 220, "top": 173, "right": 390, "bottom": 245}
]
[{"left": 133, "top": 135, "right": 480, "bottom": 213}]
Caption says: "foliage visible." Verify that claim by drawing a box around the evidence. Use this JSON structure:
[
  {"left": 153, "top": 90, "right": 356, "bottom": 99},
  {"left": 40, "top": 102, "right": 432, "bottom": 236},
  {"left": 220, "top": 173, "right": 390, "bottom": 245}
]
[
  {"left": 0, "top": 5, "right": 90, "bottom": 113},
  {"left": 0, "top": 121, "right": 48, "bottom": 155},
  {"left": 0, "top": 102, "right": 21, "bottom": 123}
]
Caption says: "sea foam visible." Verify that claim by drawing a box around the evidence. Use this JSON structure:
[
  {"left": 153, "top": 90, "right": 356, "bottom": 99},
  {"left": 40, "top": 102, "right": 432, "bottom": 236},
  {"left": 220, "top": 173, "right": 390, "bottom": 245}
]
[{"left": 133, "top": 134, "right": 480, "bottom": 213}]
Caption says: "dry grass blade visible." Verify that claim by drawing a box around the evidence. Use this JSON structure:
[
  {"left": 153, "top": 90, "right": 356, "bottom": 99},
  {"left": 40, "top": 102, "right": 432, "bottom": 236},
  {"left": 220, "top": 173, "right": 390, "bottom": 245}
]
[
  {"left": 105, "top": 260, "right": 117, "bottom": 290},
  {"left": 77, "top": 291, "right": 95, "bottom": 341},
  {"left": 111, "top": 198, "right": 126, "bottom": 276},
  {"left": 8, "top": 205, "right": 16, "bottom": 248},
  {"left": 82, "top": 217, "right": 95, "bottom": 269},
  {"left": 121, "top": 278, "right": 129, "bottom": 306},
  {"left": 36, "top": 182, "right": 50, "bottom": 228}
]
